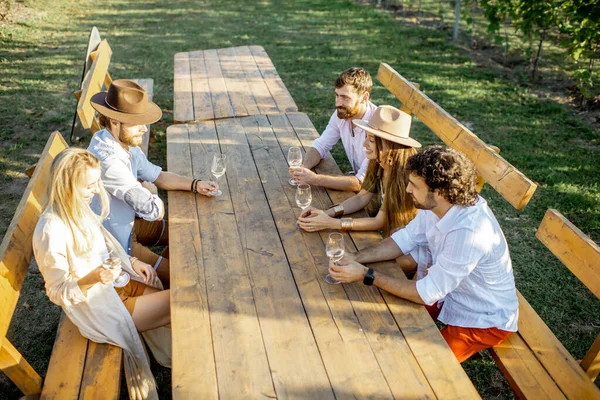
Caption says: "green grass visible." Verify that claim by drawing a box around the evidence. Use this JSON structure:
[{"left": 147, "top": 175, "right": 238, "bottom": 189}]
[{"left": 1, "top": 0, "right": 599, "bottom": 398}]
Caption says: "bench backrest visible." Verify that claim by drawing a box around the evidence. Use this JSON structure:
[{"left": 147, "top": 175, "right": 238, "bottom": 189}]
[
  {"left": 536, "top": 209, "right": 600, "bottom": 381},
  {"left": 76, "top": 39, "right": 113, "bottom": 134},
  {"left": 376, "top": 63, "right": 537, "bottom": 210},
  {"left": 0, "top": 131, "right": 68, "bottom": 395}
]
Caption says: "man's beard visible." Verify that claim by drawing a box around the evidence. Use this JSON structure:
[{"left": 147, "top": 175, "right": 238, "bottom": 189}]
[
  {"left": 412, "top": 192, "right": 437, "bottom": 210},
  {"left": 119, "top": 130, "right": 143, "bottom": 147},
  {"left": 336, "top": 100, "right": 361, "bottom": 119}
]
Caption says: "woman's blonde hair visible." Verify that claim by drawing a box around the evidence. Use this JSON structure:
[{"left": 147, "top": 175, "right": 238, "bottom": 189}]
[
  {"left": 361, "top": 136, "right": 418, "bottom": 237},
  {"left": 47, "top": 148, "right": 110, "bottom": 256}
]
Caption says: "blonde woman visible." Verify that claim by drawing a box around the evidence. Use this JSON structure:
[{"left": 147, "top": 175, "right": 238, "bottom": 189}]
[
  {"left": 298, "top": 105, "right": 421, "bottom": 238},
  {"left": 33, "top": 148, "right": 170, "bottom": 400}
]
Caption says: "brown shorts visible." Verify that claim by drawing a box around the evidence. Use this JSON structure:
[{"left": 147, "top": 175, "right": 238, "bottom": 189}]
[{"left": 114, "top": 279, "right": 147, "bottom": 315}]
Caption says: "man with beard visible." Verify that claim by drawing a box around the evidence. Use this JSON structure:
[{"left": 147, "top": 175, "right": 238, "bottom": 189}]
[
  {"left": 88, "top": 80, "right": 217, "bottom": 287},
  {"left": 290, "top": 67, "right": 377, "bottom": 192},
  {"left": 328, "top": 146, "right": 518, "bottom": 363}
]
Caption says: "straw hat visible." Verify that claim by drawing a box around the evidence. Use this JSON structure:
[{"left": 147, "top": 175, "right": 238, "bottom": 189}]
[
  {"left": 90, "top": 79, "right": 162, "bottom": 125},
  {"left": 353, "top": 105, "right": 420, "bottom": 148}
]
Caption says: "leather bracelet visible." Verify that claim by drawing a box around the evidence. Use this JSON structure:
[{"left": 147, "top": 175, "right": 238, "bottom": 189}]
[
  {"left": 332, "top": 204, "right": 344, "bottom": 218},
  {"left": 340, "top": 218, "right": 353, "bottom": 231},
  {"left": 191, "top": 178, "right": 197, "bottom": 193}
]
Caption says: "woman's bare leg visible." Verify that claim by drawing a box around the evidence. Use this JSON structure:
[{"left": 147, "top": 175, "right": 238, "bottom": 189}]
[{"left": 131, "top": 286, "right": 170, "bottom": 331}]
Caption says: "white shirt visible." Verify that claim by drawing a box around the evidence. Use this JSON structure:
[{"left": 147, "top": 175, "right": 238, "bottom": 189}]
[
  {"left": 311, "top": 101, "right": 377, "bottom": 182},
  {"left": 391, "top": 196, "right": 519, "bottom": 331},
  {"left": 88, "top": 129, "right": 163, "bottom": 254}
]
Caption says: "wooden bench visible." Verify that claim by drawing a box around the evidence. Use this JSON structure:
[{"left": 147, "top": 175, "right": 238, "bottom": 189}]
[
  {"left": 490, "top": 209, "right": 600, "bottom": 399},
  {"left": 377, "top": 63, "right": 599, "bottom": 398},
  {"left": 0, "top": 131, "right": 122, "bottom": 399}
]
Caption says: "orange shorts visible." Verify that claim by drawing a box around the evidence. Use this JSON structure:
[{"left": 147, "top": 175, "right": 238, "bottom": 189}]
[
  {"left": 425, "top": 302, "right": 512, "bottom": 363},
  {"left": 114, "top": 279, "right": 147, "bottom": 315}
]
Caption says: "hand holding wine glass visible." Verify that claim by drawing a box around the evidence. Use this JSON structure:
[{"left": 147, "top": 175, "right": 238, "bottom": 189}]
[
  {"left": 287, "top": 147, "right": 302, "bottom": 186},
  {"left": 325, "top": 232, "right": 344, "bottom": 284},
  {"left": 209, "top": 153, "right": 226, "bottom": 197},
  {"left": 102, "top": 250, "right": 130, "bottom": 288}
]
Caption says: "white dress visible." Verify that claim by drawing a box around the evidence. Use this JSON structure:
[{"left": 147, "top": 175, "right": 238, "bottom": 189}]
[{"left": 33, "top": 211, "right": 171, "bottom": 400}]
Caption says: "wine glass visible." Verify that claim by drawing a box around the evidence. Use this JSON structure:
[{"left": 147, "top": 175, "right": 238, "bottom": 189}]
[
  {"left": 287, "top": 147, "right": 302, "bottom": 186},
  {"left": 209, "top": 153, "right": 226, "bottom": 197},
  {"left": 325, "top": 232, "right": 344, "bottom": 284},
  {"left": 296, "top": 183, "right": 312, "bottom": 214},
  {"left": 102, "top": 251, "right": 130, "bottom": 288}
]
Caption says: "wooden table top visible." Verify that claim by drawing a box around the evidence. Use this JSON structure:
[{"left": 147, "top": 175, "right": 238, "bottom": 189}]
[
  {"left": 166, "top": 113, "right": 480, "bottom": 399},
  {"left": 173, "top": 46, "right": 298, "bottom": 124}
]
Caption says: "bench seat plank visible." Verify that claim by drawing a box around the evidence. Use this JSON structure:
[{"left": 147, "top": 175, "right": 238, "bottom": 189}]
[
  {"left": 515, "top": 292, "right": 600, "bottom": 399},
  {"left": 490, "top": 332, "right": 566, "bottom": 399},
  {"left": 217, "top": 47, "right": 260, "bottom": 118},
  {"left": 78, "top": 340, "right": 122, "bottom": 400},
  {"left": 234, "top": 46, "right": 279, "bottom": 115},
  {"left": 41, "top": 313, "right": 89, "bottom": 399}
]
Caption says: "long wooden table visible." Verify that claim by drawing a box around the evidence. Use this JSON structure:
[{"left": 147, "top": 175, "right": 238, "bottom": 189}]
[
  {"left": 174, "top": 46, "right": 298, "bottom": 124},
  {"left": 167, "top": 112, "right": 480, "bottom": 399}
]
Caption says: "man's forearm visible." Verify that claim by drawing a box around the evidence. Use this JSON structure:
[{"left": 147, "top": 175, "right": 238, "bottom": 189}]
[
  {"left": 373, "top": 272, "right": 424, "bottom": 304},
  {"left": 303, "top": 147, "right": 322, "bottom": 169},
  {"left": 154, "top": 171, "right": 192, "bottom": 191},
  {"left": 356, "top": 236, "right": 404, "bottom": 264}
]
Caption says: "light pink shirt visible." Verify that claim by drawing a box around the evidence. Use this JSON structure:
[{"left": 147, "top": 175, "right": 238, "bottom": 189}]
[
  {"left": 311, "top": 101, "right": 377, "bottom": 182},
  {"left": 391, "top": 196, "right": 519, "bottom": 331}
]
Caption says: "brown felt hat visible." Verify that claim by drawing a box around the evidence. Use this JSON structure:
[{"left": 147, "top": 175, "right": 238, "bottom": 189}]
[
  {"left": 353, "top": 105, "right": 421, "bottom": 148},
  {"left": 90, "top": 79, "right": 162, "bottom": 125}
]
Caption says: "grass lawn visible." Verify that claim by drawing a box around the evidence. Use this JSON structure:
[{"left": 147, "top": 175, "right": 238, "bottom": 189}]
[{"left": 1, "top": 0, "right": 598, "bottom": 398}]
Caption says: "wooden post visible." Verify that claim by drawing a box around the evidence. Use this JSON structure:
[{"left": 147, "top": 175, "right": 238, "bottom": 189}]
[{"left": 0, "top": 339, "right": 42, "bottom": 395}]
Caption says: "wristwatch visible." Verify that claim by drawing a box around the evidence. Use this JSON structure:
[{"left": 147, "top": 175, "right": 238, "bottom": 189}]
[{"left": 363, "top": 268, "right": 375, "bottom": 286}]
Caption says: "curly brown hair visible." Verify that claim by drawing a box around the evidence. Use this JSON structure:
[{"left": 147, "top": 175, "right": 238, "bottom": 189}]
[
  {"left": 335, "top": 67, "right": 372, "bottom": 95},
  {"left": 406, "top": 145, "right": 478, "bottom": 206}
]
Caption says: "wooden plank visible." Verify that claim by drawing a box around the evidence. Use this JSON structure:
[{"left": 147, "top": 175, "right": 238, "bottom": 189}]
[
  {"left": 0, "top": 132, "right": 68, "bottom": 340},
  {"left": 41, "top": 315, "right": 89, "bottom": 399},
  {"left": 581, "top": 333, "right": 600, "bottom": 381},
  {"left": 78, "top": 341, "right": 122, "bottom": 400},
  {"left": 218, "top": 116, "right": 334, "bottom": 399},
  {"left": 166, "top": 124, "right": 218, "bottom": 399},
  {"left": 475, "top": 145, "right": 501, "bottom": 193},
  {"left": 256, "top": 114, "right": 397, "bottom": 398},
  {"left": 203, "top": 49, "right": 233, "bottom": 120},
  {"left": 490, "top": 332, "right": 566, "bottom": 399},
  {"left": 188, "top": 50, "right": 215, "bottom": 122},
  {"left": 376, "top": 63, "right": 537, "bottom": 210},
  {"left": 185, "top": 122, "right": 275, "bottom": 398},
  {"left": 77, "top": 40, "right": 111, "bottom": 130},
  {"left": 234, "top": 46, "right": 279, "bottom": 115},
  {"left": 536, "top": 209, "right": 600, "bottom": 299},
  {"left": 249, "top": 46, "right": 298, "bottom": 113},
  {"left": 130, "top": 78, "right": 154, "bottom": 155},
  {"left": 84, "top": 27, "right": 102, "bottom": 77},
  {"left": 517, "top": 291, "right": 600, "bottom": 399},
  {"left": 0, "top": 338, "right": 42, "bottom": 395},
  {"left": 281, "top": 113, "right": 480, "bottom": 399},
  {"left": 173, "top": 52, "right": 195, "bottom": 124},
  {"left": 217, "top": 47, "right": 259, "bottom": 118}
]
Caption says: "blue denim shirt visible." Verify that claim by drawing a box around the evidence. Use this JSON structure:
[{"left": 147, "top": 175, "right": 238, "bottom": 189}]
[{"left": 88, "top": 129, "right": 163, "bottom": 254}]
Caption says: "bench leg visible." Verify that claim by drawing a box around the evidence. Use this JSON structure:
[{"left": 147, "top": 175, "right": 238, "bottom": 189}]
[{"left": 0, "top": 338, "right": 42, "bottom": 395}]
